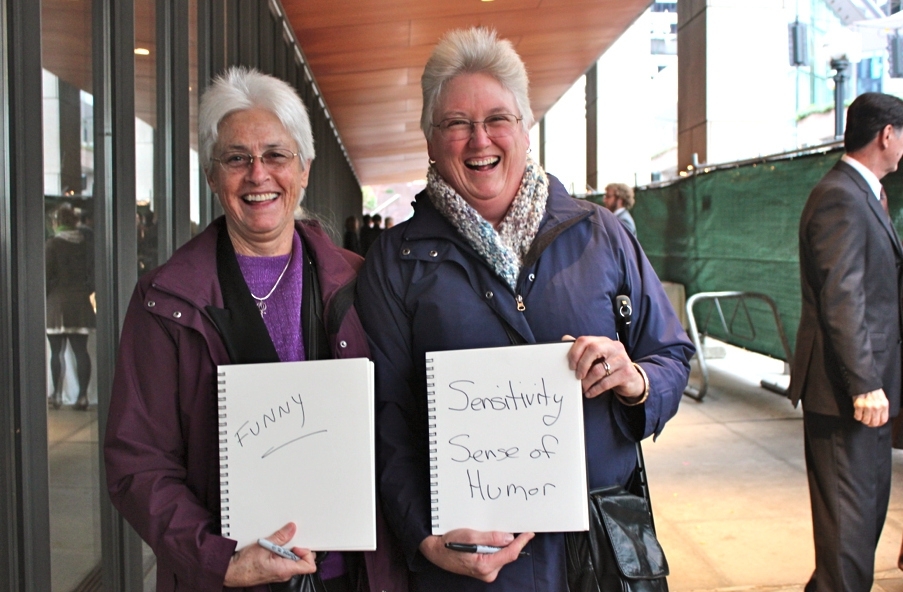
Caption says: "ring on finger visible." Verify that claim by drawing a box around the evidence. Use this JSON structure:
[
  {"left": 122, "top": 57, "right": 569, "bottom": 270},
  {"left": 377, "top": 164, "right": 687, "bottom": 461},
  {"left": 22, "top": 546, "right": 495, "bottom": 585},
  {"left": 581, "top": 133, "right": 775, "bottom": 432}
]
[{"left": 602, "top": 360, "right": 612, "bottom": 377}]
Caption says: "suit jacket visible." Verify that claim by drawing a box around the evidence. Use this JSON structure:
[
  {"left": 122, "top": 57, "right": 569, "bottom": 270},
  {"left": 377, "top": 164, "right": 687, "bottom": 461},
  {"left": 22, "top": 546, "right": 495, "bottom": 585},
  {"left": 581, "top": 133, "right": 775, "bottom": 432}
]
[{"left": 789, "top": 159, "right": 903, "bottom": 418}]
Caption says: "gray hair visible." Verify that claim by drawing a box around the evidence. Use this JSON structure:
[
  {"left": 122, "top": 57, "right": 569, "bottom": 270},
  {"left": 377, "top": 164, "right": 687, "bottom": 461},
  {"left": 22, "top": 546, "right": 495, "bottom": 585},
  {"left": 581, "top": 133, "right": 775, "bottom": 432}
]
[
  {"left": 198, "top": 67, "right": 315, "bottom": 172},
  {"left": 420, "top": 27, "right": 533, "bottom": 138}
]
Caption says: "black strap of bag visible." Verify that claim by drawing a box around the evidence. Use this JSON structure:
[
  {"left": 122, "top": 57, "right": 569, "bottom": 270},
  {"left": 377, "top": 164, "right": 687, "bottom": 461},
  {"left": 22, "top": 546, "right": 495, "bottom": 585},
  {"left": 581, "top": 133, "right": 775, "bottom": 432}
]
[
  {"left": 563, "top": 294, "right": 669, "bottom": 592},
  {"left": 496, "top": 292, "right": 669, "bottom": 590},
  {"left": 614, "top": 295, "right": 654, "bottom": 529},
  {"left": 270, "top": 248, "right": 330, "bottom": 592},
  {"left": 273, "top": 243, "right": 374, "bottom": 592}
]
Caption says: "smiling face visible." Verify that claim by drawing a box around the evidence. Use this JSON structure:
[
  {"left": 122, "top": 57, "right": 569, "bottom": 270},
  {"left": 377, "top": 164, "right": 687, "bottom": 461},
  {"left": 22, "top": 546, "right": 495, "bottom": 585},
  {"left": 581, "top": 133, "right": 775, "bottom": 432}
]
[
  {"left": 427, "top": 73, "right": 530, "bottom": 226},
  {"left": 206, "top": 107, "right": 310, "bottom": 255}
]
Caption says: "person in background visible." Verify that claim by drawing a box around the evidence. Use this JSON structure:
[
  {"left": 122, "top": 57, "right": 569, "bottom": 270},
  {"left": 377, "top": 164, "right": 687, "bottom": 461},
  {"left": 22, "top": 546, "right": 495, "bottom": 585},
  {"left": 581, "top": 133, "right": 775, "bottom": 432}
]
[
  {"left": 356, "top": 27, "right": 693, "bottom": 590},
  {"left": 789, "top": 92, "right": 903, "bottom": 591},
  {"left": 344, "top": 215, "right": 362, "bottom": 255},
  {"left": 358, "top": 214, "right": 373, "bottom": 255},
  {"left": 602, "top": 182, "right": 637, "bottom": 236},
  {"left": 361, "top": 213, "right": 383, "bottom": 255},
  {"left": 46, "top": 202, "right": 95, "bottom": 411},
  {"left": 137, "top": 210, "right": 159, "bottom": 274},
  {"left": 384, "top": 217, "right": 394, "bottom": 229},
  {"left": 104, "top": 66, "right": 392, "bottom": 592}
]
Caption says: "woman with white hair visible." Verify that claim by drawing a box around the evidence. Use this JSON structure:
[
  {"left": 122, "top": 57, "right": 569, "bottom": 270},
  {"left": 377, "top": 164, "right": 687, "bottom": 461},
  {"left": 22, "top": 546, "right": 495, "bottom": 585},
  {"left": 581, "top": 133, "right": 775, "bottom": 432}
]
[
  {"left": 357, "top": 28, "right": 693, "bottom": 590},
  {"left": 104, "top": 67, "right": 376, "bottom": 591}
]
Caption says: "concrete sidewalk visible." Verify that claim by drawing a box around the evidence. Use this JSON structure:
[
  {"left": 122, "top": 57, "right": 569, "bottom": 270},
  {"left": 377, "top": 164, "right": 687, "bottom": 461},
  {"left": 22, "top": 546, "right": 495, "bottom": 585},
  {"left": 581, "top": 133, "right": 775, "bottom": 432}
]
[{"left": 643, "top": 341, "right": 903, "bottom": 591}]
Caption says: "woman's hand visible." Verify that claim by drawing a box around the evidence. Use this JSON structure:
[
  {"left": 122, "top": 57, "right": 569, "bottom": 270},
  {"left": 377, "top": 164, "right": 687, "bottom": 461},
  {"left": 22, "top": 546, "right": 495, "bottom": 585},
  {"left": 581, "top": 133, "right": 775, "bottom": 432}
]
[
  {"left": 564, "top": 335, "right": 646, "bottom": 401},
  {"left": 224, "top": 522, "right": 317, "bottom": 587},
  {"left": 419, "top": 529, "right": 534, "bottom": 582}
]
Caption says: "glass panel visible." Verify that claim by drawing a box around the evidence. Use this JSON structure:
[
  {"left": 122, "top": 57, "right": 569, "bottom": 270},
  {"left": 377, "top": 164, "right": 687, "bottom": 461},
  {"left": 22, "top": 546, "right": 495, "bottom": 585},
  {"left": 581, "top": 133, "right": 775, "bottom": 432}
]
[
  {"left": 134, "top": 0, "right": 159, "bottom": 579},
  {"left": 136, "top": 0, "right": 158, "bottom": 274},
  {"left": 189, "top": 0, "right": 201, "bottom": 234},
  {"left": 41, "top": 0, "right": 101, "bottom": 589}
]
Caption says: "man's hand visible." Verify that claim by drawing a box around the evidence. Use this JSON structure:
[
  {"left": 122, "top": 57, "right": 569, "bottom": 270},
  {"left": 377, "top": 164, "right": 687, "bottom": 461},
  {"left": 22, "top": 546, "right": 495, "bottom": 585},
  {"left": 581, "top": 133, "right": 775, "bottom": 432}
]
[{"left": 852, "top": 388, "right": 889, "bottom": 427}]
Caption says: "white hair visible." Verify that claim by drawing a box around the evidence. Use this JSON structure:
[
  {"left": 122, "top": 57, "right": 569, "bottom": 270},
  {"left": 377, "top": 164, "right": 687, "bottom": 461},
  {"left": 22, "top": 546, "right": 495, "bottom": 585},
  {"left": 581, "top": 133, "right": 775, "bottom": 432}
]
[
  {"left": 420, "top": 27, "right": 533, "bottom": 138},
  {"left": 198, "top": 66, "right": 315, "bottom": 172}
]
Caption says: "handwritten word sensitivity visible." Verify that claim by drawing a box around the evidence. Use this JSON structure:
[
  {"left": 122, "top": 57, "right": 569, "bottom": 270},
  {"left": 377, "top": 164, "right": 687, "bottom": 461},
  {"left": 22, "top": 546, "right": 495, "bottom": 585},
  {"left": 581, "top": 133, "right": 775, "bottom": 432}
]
[{"left": 447, "top": 378, "right": 564, "bottom": 426}]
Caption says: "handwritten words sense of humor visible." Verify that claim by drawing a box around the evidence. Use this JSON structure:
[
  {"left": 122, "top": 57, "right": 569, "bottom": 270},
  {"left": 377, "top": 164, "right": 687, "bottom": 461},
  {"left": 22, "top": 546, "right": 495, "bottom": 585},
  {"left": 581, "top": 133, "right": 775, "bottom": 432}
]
[
  {"left": 428, "top": 342, "right": 588, "bottom": 534},
  {"left": 441, "top": 377, "right": 570, "bottom": 502}
]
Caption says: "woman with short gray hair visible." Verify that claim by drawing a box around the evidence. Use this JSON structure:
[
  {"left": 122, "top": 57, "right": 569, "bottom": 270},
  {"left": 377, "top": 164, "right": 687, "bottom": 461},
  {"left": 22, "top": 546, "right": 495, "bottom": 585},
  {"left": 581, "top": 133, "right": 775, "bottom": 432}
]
[
  {"left": 105, "top": 66, "right": 377, "bottom": 591},
  {"left": 358, "top": 27, "right": 693, "bottom": 590}
]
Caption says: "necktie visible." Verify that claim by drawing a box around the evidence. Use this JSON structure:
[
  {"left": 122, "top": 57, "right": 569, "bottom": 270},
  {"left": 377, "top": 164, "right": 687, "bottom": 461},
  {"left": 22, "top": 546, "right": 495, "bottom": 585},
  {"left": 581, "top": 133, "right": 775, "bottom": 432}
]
[{"left": 880, "top": 186, "right": 890, "bottom": 217}]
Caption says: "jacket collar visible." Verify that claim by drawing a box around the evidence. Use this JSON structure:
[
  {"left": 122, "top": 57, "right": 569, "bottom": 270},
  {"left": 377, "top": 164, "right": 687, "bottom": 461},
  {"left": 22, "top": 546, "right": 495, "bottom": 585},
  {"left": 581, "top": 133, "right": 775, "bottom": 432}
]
[
  {"left": 149, "top": 218, "right": 225, "bottom": 310},
  {"left": 834, "top": 160, "right": 903, "bottom": 258},
  {"left": 151, "top": 216, "right": 360, "bottom": 310}
]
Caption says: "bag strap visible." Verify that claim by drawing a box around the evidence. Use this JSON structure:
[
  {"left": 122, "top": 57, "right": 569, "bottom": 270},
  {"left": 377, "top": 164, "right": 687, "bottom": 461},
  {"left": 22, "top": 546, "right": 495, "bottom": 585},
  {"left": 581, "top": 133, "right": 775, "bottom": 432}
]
[
  {"left": 302, "top": 243, "right": 330, "bottom": 361},
  {"left": 496, "top": 296, "right": 656, "bottom": 531},
  {"left": 614, "top": 294, "right": 656, "bottom": 533}
]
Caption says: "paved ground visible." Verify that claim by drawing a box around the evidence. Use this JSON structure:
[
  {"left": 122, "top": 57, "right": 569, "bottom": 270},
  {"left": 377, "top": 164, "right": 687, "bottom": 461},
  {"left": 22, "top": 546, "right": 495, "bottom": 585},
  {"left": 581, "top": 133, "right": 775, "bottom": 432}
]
[
  {"left": 50, "top": 339, "right": 903, "bottom": 591},
  {"left": 644, "top": 341, "right": 903, "bottom": 591}
]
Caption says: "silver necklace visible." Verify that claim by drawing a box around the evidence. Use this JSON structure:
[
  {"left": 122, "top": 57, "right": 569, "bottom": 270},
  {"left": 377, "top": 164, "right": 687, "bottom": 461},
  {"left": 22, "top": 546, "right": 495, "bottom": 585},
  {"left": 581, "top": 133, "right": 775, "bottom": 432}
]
[{"left": 249, "top": 252, "right": 292, "bottom": 317}]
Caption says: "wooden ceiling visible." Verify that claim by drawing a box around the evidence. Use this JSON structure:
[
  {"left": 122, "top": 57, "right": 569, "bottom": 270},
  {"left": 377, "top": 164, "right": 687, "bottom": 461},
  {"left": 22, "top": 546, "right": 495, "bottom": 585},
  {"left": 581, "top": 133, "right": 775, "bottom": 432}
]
[
  {"left": 283, "top": 0, "right": 653, "bottom": 186},
  {"left": 41, "top": 0, "right": 652, "bottom": 188}
]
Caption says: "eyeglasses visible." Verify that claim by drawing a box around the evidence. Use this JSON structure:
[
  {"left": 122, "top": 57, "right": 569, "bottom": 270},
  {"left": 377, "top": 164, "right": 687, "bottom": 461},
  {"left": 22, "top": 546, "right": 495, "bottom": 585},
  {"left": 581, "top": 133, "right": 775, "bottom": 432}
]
[
  {"left": 431, "top": 114, "right": 523, "bottom": 141},
  {"left": 212, "top": 149, "right": 298, "bottom": 171}
]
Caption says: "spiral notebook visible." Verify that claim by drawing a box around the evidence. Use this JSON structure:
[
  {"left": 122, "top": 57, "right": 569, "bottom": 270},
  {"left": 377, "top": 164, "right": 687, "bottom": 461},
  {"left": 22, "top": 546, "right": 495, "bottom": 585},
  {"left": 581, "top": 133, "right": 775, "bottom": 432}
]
[
  {"left": 218, "top": 358, "right": 376, "bottom": 551},
  {"left": 426, "top": 341, "right": 589, "bottom": 535}
]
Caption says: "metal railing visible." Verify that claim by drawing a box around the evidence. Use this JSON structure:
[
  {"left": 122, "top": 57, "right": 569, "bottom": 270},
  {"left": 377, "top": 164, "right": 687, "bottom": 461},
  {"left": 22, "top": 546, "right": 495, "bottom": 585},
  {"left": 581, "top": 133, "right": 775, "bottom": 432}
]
[{"left": 683, "top": 291, "right": 793, "bottom": 401}]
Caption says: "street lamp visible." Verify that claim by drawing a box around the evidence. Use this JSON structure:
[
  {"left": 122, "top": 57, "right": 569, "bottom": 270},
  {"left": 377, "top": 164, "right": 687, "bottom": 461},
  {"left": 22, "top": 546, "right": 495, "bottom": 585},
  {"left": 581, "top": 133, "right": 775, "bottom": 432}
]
[{"left": 830, "top": 57, "right": 851, "bottom": 139}]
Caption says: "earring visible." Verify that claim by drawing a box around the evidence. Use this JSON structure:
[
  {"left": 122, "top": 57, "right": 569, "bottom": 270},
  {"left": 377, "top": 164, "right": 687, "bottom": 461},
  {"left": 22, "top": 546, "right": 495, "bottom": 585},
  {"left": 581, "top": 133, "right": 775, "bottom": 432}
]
[{"left": 429, "top": 159, "right": 436, "bottom": 164}]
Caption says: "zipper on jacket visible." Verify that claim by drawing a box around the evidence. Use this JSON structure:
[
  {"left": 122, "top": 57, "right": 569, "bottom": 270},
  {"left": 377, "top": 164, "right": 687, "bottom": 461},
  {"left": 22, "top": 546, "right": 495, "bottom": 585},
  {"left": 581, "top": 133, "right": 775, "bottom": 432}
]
[{"left": 516, "top": 294, "right": 526, "bottom": 312}]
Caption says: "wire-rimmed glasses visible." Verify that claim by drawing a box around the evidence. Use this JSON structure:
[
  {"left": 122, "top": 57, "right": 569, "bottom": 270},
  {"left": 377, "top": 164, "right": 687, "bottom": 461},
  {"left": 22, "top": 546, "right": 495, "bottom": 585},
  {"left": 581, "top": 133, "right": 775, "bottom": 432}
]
[
  {"left": 212, "top": 149, "right": 298, "bottom": 171},
  {"left": 431, "top": 114, "right": 523, "bottom": 141}
]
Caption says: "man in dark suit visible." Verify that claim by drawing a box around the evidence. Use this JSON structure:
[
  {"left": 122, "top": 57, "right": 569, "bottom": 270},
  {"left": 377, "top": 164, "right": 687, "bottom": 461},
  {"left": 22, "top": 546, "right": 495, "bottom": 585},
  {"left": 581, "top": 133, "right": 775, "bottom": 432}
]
[{"left": 790, "top": 91, "right": 903, "bottom": 591}]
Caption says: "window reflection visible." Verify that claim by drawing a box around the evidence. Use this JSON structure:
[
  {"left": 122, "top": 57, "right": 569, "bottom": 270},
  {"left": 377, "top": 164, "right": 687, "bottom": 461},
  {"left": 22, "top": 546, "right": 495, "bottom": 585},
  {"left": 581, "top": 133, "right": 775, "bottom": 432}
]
[
  {"left": 136, "top": 0, "right": 157, "bottom": 275},
  {"left": 189, "top": 0, "right": 201, "bottom": 233},
  {"left": 40, "top": 0, "right": 200, "bottom": 586},
  {"left": 41, "top": 0, "right": 102, "bottom": 583}
]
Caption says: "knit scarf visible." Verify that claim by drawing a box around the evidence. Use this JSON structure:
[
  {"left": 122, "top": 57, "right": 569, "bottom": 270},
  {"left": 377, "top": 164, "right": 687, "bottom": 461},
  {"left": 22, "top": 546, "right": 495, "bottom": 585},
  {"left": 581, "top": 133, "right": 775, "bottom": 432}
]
[{"left": 426, "top": 158, "right": 548, "bottom": 290}]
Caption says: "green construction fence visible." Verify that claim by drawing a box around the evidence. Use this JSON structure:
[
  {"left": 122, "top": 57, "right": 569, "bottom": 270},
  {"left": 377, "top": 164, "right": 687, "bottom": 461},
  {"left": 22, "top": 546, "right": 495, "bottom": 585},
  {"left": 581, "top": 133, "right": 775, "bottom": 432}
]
[{"left": 587, "top": 146, "right": 903, "bottom": 362}]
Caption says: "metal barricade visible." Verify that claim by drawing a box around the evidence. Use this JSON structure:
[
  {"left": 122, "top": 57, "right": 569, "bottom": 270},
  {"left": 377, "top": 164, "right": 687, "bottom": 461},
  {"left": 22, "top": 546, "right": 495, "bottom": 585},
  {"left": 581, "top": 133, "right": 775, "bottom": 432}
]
[{"left": 683, "top": 291, "right": 792, "bottom": 401}]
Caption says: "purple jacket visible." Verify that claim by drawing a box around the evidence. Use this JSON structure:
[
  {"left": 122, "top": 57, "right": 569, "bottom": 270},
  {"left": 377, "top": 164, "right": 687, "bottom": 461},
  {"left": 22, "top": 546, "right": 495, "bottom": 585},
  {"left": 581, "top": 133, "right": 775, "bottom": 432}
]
[{"left": 104, "top": 217, "right": 401, "bottom": 591}]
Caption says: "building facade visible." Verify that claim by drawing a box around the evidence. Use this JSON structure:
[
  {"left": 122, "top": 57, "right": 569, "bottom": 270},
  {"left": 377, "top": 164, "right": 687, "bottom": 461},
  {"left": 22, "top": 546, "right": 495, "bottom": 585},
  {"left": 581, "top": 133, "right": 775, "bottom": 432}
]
[{"left": 1, "top": 1, "right": 361, "bottom": 589}]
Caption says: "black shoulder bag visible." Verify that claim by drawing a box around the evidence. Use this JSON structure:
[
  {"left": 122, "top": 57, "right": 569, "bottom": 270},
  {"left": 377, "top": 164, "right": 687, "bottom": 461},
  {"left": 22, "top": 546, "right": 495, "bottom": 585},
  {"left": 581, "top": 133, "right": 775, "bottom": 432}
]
[{"left": 563, "top": 294, "right": 670, "bottom": 592}]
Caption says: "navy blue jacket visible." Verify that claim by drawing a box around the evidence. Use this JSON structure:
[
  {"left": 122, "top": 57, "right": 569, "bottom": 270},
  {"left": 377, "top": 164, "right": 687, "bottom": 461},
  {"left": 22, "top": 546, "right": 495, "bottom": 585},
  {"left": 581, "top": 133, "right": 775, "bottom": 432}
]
[{"left": 356, "top": 175, "right": 694, "bottom": 591}]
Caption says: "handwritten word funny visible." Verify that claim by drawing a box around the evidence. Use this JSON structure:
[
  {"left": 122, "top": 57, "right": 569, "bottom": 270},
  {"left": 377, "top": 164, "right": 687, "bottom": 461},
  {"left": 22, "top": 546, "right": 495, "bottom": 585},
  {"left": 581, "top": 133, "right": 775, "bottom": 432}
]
[{"left": 233, "top": 393, "right": 327, "bottom": 458}]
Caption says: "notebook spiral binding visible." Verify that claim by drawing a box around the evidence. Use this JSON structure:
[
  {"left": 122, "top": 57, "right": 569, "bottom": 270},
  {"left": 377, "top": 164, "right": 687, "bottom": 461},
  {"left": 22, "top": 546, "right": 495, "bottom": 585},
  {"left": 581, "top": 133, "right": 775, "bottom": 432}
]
[
  {"left": 217, "top": 369, "right": 231, "bottom": 535},
  {"left": 425, "top": 358, "right": 440, "bottom": 529}
]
